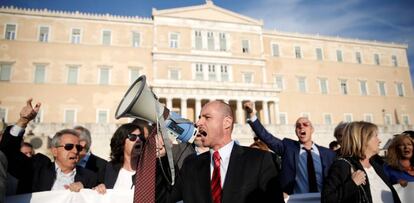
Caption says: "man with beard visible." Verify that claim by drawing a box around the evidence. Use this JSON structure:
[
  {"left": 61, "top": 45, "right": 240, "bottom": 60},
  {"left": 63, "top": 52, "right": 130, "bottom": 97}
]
[
  {"left": 165, "top": 100, "right": 284, "bottom": 203},
  {"left": 244, "top": 101, "right": 335, "bottom": 195},
  {"left": 0, "top": 98, "right": 97, "bottom": 193}
]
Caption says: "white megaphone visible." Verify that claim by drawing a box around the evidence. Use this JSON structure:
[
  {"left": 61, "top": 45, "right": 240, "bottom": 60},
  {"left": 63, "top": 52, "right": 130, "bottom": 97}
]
[{"left": 115, "top": 75, "right": 197, "bottom": 143}]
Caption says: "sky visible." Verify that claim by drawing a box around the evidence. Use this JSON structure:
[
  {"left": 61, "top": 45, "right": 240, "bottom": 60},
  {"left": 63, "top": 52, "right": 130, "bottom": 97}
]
[{"left": 1, "top": 0, "right": 414, "bottom": 86}]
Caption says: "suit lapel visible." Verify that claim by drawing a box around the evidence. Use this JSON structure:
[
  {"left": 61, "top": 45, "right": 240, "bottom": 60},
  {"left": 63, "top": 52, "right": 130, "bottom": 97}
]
[
  {"left": 44, "top": 163, "right": 56, "bottom": 190},
  {"left": 222, "top": 144, "right": 242, "bottom": 201},
  {"left": 198, "top": 152, "right": 213, "bottom": 202}
]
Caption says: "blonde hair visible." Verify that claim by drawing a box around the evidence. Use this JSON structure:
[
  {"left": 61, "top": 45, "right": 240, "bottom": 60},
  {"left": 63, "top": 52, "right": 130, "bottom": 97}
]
[
  {"left": 340, "top": 121, "right": 378, "bottom": 159},
  {"left": 386, "top": 134, "right": 414, "bottom": 170}
]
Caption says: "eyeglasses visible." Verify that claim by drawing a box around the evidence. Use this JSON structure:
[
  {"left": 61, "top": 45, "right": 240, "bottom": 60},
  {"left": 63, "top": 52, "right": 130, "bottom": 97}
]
[
  {"left": 127, "top": 133, "right": 146, "bottom": 142},
  {"left": 56, "top": 144, "right": 83, "bottom": 152}
]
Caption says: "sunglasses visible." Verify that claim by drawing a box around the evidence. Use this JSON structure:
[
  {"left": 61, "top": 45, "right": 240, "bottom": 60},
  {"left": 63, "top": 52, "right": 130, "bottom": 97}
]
[
  {"left": 127, "top": 133, "right": 146, "bottom": 142},
  {"left": 56, "top": 144, "right": 83, "bottom": 152}
]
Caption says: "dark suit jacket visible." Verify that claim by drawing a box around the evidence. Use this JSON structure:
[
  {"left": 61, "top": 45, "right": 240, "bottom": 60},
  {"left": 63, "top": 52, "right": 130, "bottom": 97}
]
[
  {"left": 167, "top": 143, "right": 284, "bottom": 203},
  {"left": 322, "top": 156, "right": 401, "bottom": 203},
  {"left": 0, "top": 126, "right": 97, "bottom": 194},
  {"left": 249, "top": 119, "right": 336, "bottom": 194},
  {"left": 84, "top": 153, "right": 108, "bottom": 184}
]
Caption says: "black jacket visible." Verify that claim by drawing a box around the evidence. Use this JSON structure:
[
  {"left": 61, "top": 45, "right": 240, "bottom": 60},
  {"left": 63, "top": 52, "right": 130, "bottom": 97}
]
[
  {"left": 84, "top": 153, "right": 108, "bottom": 184},
  {"left": 322, "top": 156, "right": 401, "bottom": 203}
]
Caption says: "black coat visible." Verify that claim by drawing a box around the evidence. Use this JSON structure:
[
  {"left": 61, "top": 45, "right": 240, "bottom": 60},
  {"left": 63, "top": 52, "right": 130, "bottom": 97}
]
[
  {"left": 322, "top": 156, "right": 401, "bottom": 203},
  {"left": 84, "top": 153, "right": 108, "bottom": 184},
  {"left": 0, "top": 126, "right": 97, "bottom": 194}
]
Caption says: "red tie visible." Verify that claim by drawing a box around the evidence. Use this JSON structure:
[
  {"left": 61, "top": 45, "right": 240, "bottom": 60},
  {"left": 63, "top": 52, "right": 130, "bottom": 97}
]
[
  {"left": 211, "top": 151, "right": 222, "bottom": 203},
  {"left": 133, "top": 129, "right": 157, "bottom": 203}
]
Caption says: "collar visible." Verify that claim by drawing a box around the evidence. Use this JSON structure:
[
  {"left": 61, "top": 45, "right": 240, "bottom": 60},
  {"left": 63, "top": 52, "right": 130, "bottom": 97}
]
[
  {"left": 210, "top": 140, "right": 234, "bottom": 161},
  {"left": 54, "top": 162, "right": 77, "bottom": 176},
  {"left": 300, "top": 142, "right": 316, "bottom": 150}
]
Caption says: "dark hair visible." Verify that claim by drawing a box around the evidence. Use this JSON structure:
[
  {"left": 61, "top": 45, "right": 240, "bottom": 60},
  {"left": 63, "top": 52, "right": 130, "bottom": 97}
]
[
  {"left": 21, "top": 142, "right": 34, "bottom": 148},
  {"left": 109, "top": 123, "right": 143, "bottom": 165},
  {"left": 329, "top": 141, "right": 339, "bottom": 150}
]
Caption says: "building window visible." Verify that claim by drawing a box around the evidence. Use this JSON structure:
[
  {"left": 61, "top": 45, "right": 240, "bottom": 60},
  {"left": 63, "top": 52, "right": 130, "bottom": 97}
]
[
  {"left": 396, "top": 82, "right": 404, "bottom": 97},
  {"left": 294, "top": 46, "right": 302, "bottom": 59},
  {"left": 355, "top": 52, "right": 362, "bottom": 64},
  {"left": 243, "top": 72, "right": 253, "bottom": 83},
  {"left": 279, "top": 112, "right": 287, "bottom": 125},
  {"left": 220, "top": 65, "right": 229, "bottom": 81},
  {"left": 272, "top": 44, "right": 280, "bottom": 57},
  {"left": 377, "top": 81, "right": 386, "bottom": 96},
  {"left": 319, "top": 78, "right": 328, "bottom": 94},
  {"left": 297, "top": 77, "right": 307, "bottom": 93},
  {"left": 129, "top": 67, "right": 141, "bottom": 85},
  {"left": 195, "top": 31, "right": 202, "bottom": 50},
  {"left": 344, "top": 113, "right": 353, "bottom": 122},
  {"left": 38, "top": 26, "right": 49, "bottom": 42},
  {"left": 242, "top": 40, "right": 249, "bottom": 53},
  {"left": 402, "top": 115, "right": 410, "bottom": 125},
  {"left": 169, "top": 69, "right": 180, "bottom": 80},
  {"left": 275, "top": 75, "right": 284, "bottom": 90},
  {"left": 207, "top": 32, "right": 214, "bottom": 51},
  {"left": 208, "top": 64, "right": 216, "bottom": 81},
  {"left": 0, "top": 63, "right": 12, "bottom": 81},
  {"left": 359, "top": 80, "right": 368, "bottom": 96},
  {"left": 195, "top": 64, "right": 204, "bottom": 80},
  {"left": 34, "top": 64, "right": 46, "bottom": 83},
  {"left": 374, "top": 53, "right": 380, "bottom": 65},
  {"left": 324, "top": 114, "right": 332, "bottom": 125},
  {"left": 0, "top": 108, "right": 7, "bottom": 122},
  {"left": 34, "top": 110, "right": 42, "bottom": 123},
  {"left": 99, "top": 67, "right": 110, "bottom": 85},
  {"left": 391, "top": 55, "right": 398, "bottom": 67},
  {"left": 363, "top": 114, "right": 373, "bottom": 123},
  {"left": 316, "top": 48, "right": 323, "bottom": 60},
  {"left": 71, "top": 28, "right": 81, "bottom": 44},
  {"left": 336, "top": 50, "right": 343, "bottom": 62},
  {"left": 97, "top": 109, "right": 109, "bottom": 123},
  {"left": 169, "top": 33, "right": 179, "bottom": 48},
  {"left": 132, "top": 32, "right": 140, "bottom": 47},
  {"left": 384, "top": 114, "right": 392, "bottom": 125},
  {"left": 219, "top": 33, "right": 226, "bottom": 51},
  {"left": 102, "top": 30, "right": 111, "bottom": 45},
  {"left": 64, "top": 109, "right": 76, "bottom": 123},
  {"left": 340, "top": 79, "right": 348, "bottom": 95},
  {"left": 67, "top": 66, "right": 79, "bottom": 84},
  {"left": 5, "top": 24, "right": 16, "bottom": 40}
]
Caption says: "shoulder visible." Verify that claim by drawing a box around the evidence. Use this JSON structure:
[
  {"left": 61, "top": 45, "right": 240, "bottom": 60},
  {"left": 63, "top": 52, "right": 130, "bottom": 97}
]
[
  {"left": 91, "top": 153, "right": 108, "bottom": 164},
  {"left": 316, "top": 145, "right": 336, "bottom": 156}
]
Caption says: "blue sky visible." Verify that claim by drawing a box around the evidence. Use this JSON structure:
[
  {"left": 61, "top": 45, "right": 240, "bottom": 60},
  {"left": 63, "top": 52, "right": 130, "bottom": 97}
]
[{"left": 2, "top": 0, "right": 414, "bottom": 86}]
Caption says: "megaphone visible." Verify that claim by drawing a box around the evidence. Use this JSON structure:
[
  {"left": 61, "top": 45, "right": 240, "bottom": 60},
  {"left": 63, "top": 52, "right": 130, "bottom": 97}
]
[{"left": 115, "top": 75, "right": 197, "bottom": 143}]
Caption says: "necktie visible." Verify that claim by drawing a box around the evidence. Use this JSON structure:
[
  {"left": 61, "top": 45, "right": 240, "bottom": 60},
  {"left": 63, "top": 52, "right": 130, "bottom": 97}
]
[
  {"left": 304, "top": 148, "right": 318, "bottom": 192},
  {"left": 133, "top": 129, "right": 157, "bottom": 203},
  {"left": 211, "top": 151, "right": 222, "bottom": 203}
]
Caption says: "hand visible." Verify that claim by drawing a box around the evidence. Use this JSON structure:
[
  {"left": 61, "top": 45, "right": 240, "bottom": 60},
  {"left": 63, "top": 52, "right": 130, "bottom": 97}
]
[
  {"left": 398, "top": 179, "right": 408, "bottom": 187},
  {"left": 351, "top": 170, "right": 366, "bottom": 186},
  {"left": 93, "top": 183, "right": 107, "bottom": 194},
  {"left": 64, "top": 181, "right": 84, "bottom": 192},
  {"left": 17, "top": 98, "right": 41, "bottom": 128},
  {"left": 243, "top": 101, "right": 255, "bottom": 118}
]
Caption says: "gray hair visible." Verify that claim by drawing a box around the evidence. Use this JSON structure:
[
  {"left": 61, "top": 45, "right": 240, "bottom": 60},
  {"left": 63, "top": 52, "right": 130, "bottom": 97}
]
[
  {"left": 73, "top": 126, "right": 91, "bottom": 151},
  {"left": 50, "top": 129, "right": 79, "bottom": 148}
]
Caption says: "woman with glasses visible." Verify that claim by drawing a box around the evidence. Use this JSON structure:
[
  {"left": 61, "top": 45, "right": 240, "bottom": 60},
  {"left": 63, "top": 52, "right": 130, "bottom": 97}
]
[{"left": 384, "top": 133, "right": 414, "bottom": 186}]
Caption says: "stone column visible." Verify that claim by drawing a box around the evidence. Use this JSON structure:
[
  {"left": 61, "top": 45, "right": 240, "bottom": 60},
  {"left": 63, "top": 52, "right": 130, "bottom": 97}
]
[
  {"left": 263, "top": 100, "right": 269, "bottom": 124},
  {"left": 274, "top": 99, "right": 280, "bottom": 124},
  {"left": 237, "top": 100, "right": 244, "bottom": 124},
  {"left": 195, "top": 98, "right": 202, "bottom": 119},
  {"left": 166, "top": 97, "right": 173, "bottom": 110},
  {"left": 181, "top": 98, "right": 187, "bottom": 117}
]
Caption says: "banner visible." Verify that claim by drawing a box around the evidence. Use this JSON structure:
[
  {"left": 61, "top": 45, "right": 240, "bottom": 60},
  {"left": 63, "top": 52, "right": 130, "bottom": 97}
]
[
  {"left": 6, "top": 189, "right": 133, "bottom": 203},
  {"left": 285, "top": 193, "right": 320, "bottom": 203}
]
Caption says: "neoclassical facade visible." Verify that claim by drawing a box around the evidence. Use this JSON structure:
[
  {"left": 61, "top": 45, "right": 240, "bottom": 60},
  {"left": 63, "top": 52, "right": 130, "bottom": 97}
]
[{"left": 0, "top": 1, "right": 413, "bottom": 156}]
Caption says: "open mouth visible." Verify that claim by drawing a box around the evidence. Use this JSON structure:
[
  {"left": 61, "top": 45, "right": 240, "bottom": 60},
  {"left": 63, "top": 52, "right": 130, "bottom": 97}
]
[{"left": 198, "top": 129, "right": 207, "bottom": 137}]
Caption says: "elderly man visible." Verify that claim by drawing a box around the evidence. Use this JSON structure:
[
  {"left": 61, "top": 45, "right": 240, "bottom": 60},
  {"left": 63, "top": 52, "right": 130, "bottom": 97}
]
[
  {"left": 166, "top": 101, "right": 284, "bottom": 203},
  {"left": 74, "top": 125, "right": 107, "bottom": 184},
  {"left": 0, "top": 99, "right": 97, "bottom": 194},
  {"left": 244, "top": 101, "right": 335, "bottom": 195}
]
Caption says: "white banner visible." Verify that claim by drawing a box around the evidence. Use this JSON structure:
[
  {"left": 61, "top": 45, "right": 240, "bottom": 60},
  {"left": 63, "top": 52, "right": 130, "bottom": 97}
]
[
  {"left": 394, "top": 182, "right": 414, "bottom": 203},
  {"left": 6, "top": 189, "right": 133, "bottom": 203},
  {"left": 285, "top": 193, "right": 320, "bottom": 203}
]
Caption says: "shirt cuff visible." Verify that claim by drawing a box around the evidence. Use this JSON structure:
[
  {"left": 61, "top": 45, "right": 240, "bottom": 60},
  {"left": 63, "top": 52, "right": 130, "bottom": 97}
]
[
  {"left": 246, "top": 115, "right": 258, "bottom": 123},
  {"left": 10, "top": 125, "right": 24, "bottom": 137}
]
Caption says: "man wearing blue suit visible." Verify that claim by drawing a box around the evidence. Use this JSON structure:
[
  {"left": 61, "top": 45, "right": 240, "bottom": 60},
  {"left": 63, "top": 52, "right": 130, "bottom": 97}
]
[{"left": 244, "top": 101, "right": 336, "bottom": 195}]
